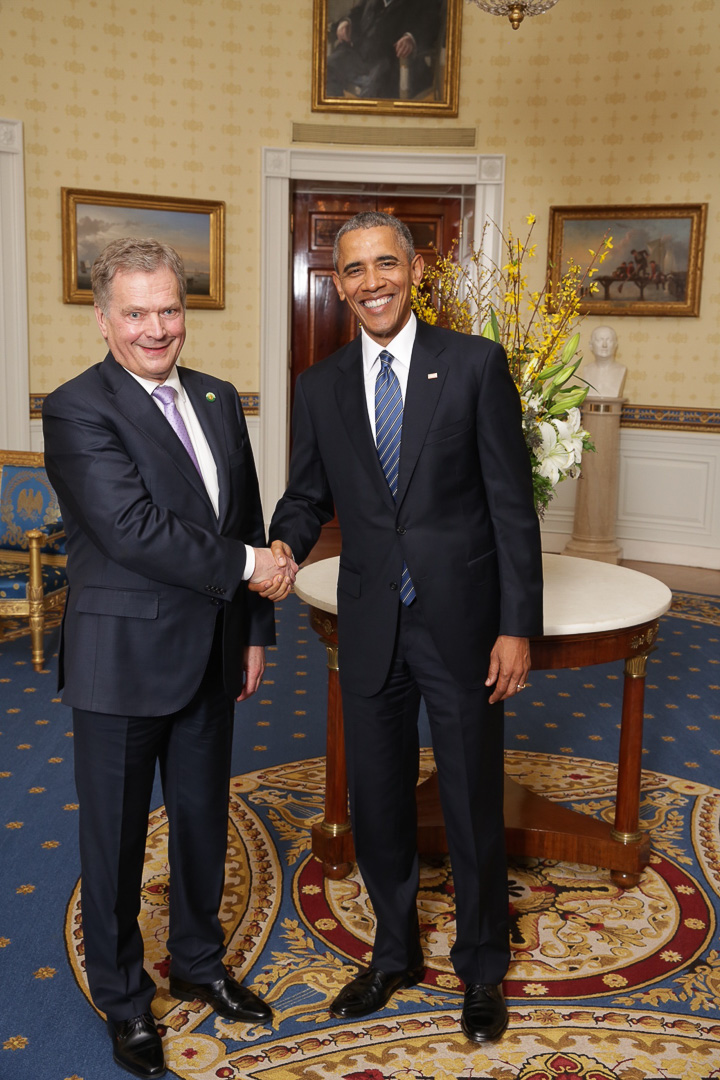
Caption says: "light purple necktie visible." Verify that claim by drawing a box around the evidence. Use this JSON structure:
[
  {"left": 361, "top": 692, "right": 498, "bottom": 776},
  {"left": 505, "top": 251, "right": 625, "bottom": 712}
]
[{"left": 152, "top": 384, "right": 203, "bottom": 477}]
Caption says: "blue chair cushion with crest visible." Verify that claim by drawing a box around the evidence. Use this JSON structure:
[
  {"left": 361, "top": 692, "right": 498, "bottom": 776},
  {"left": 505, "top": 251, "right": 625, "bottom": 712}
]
[
  {"left": 0, "top": 558, "right": 68, "bottom": 598},
  {"left": 0, "top": 464, "right": 66, "bottom": 555}
]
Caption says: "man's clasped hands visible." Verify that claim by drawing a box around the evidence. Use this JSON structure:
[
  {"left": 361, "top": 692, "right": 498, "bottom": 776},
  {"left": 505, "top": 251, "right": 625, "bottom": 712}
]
[{"left": 251, "top": 540, "right": 298, "bottom": 601}]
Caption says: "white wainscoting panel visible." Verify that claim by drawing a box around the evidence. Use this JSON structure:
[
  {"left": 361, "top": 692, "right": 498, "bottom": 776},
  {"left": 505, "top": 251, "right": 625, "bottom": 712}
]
[
  {"left": 541, "top": 428, "right": 720, "bottom": 569},
  {"left": 30, "top": 418, "right": 43, "bottom": 452}
]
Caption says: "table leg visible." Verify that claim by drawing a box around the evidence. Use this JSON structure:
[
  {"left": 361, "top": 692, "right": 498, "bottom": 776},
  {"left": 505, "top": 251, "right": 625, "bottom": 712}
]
[
  {"left": 309, "top": 628, "right": 354, "bottom": 878},
  {"left": 610, "top": 651, "right": 650, "bottom": 888}
]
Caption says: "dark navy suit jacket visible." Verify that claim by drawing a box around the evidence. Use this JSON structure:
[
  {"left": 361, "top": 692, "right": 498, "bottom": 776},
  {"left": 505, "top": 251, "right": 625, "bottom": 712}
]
[
  {"left": 270, "top": 319, "right": 544, "bottom": 696},
  {"left": 43, "top": 353, "right": 273, "bottom": 716}
]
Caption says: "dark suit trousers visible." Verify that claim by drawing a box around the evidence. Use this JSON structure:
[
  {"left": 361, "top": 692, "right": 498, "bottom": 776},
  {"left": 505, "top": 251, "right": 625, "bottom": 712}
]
[
  {"left": 72, "top": 623, "right": 234, "bottom": 1020},
  {"left": 341, "top": 600, "right": 510, "bottom": 986}
]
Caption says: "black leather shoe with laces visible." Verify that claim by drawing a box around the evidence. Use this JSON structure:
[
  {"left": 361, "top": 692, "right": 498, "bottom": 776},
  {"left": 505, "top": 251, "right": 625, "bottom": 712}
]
[
  {"left": 169, "top": 972, "right": 272, "bottom": 1023},
  {"left": 107, "top": 1012, "right": 165, "bottom": 1079},
  {"left": 461, "top": 983, "right": 508, "bottom": 1043},
  {"left": 330, "top": 964, "right": 425, "bottom": 1019}
]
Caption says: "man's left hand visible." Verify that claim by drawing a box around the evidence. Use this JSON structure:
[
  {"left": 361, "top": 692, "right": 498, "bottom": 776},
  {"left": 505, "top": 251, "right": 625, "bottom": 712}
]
[
  {"left": 236, "top": 645, "right": 265, "bottom": 702},
  {"left": 485, "top": 635, "right": 531, "bottom": 703}
]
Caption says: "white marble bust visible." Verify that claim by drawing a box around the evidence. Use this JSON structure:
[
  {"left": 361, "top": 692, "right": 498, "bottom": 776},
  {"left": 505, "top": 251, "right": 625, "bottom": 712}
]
[{"left": 583, "top": 326, "right": 627, "bottom": 398}]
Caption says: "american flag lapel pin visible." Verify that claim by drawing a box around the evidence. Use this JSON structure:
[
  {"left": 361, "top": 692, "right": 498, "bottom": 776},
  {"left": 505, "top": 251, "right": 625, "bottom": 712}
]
[{"left": 428, "top": 373, "right": 438, "bottom": 379}]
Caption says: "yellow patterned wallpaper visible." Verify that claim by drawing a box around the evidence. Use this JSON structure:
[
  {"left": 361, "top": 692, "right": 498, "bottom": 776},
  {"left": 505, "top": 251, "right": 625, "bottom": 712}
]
[{"left": 1, "top": 0, "right": 717, "bottom": 407}]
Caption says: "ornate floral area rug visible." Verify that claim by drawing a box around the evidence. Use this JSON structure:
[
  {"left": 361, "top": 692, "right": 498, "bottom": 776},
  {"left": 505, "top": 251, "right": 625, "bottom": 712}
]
[{"left": 64, "top": 751, "right": 720, "bottom": 1080}]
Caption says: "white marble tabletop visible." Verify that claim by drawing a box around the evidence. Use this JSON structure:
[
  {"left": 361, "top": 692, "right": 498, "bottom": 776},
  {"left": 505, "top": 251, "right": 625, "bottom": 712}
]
[{"left": 294, "top": 553, "right": 673, "bottom": 637}]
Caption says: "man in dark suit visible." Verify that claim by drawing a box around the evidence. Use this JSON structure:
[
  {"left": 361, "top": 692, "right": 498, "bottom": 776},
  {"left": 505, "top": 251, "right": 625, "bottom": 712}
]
[
  {"left": 255, "top": 212, "right": 543, "bottom": 1043},
  {"left": 42, "top": 238, "right": 295, "bottom": 1079},
  {"left": 326, "top": 0, "right": 443, "bottom": 100}
]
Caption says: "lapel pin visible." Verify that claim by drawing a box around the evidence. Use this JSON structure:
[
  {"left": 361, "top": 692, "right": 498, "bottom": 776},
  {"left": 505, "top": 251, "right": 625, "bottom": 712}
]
[
  {"left": 428, "top": 373, "right": 438, "bottom": 380},
  {"left": 205, "top": 392, "right": 216, "bottom": 402}
]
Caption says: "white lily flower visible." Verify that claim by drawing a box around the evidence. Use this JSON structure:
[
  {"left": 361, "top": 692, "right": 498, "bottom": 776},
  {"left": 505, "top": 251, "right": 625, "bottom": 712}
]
[
  {"left": 535, "top": 420, "right": 574, "bottom": 486},
  {"left": 553, "top": 407, "right": 586, "bottom": 466}
]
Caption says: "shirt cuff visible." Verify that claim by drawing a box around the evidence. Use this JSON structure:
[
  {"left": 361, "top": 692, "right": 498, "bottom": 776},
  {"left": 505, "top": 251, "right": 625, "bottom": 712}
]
[{"left": 242, "top": 544, "right": 256, "bottom": 581}]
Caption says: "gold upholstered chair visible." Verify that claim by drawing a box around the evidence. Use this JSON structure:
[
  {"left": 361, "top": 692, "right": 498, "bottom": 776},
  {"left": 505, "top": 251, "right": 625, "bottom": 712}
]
[{"left": 0, "top": 451, "right": 67, "bottom": 671}]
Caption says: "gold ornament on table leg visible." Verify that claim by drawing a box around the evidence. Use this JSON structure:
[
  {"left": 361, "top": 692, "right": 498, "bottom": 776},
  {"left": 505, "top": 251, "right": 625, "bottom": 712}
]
[{"left": 465, "top": 0, "right": 561, "bottom": 31}]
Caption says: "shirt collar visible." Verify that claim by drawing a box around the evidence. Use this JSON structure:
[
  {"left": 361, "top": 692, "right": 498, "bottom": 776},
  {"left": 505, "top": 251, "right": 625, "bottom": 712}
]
[
  {"left": 125, "top": 365, "right": 185, "bottom": 399},
  {"left": 361, "top": 312, "right": 417, "bottom": 376}
]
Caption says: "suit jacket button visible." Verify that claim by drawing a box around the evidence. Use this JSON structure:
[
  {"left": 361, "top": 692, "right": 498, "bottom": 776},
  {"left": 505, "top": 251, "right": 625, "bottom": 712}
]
[
  {"left": 396, "top": 526, "right": 406, "bottom": 535},
  {"left": 390, "top": 582, "right": 398, "bottom": 590}
]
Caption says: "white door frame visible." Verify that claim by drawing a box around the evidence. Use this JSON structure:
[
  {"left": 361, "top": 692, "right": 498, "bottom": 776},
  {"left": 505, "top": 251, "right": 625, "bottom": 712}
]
[
  {"left": 259, "top": 147, "right": 505, "bottom": 517},
  {"left": 0, "top": 118, "right": 30, "bottom": 450}
]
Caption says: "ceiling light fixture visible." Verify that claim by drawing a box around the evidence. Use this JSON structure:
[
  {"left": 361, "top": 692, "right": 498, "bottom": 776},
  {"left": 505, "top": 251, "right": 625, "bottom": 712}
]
[{"left": 465, "top": 0, "right": 561, "bottom": 31}]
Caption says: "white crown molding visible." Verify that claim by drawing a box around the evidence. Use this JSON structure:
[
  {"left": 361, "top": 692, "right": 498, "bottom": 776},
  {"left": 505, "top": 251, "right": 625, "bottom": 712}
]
[{"left": 259, "top": 147, "right": 505, "bottom": 520}]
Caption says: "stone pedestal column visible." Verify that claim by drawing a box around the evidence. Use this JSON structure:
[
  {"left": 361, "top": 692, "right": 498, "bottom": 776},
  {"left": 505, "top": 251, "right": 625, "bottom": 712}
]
[{"left": 564, "top": 397, "right": 624, "bottom": 564}]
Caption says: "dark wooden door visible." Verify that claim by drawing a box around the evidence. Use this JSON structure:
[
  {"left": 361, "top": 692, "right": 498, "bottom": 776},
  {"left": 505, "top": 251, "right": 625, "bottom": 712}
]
[
  {"left": 291, "top": 192, "right": 463, "bottom": 397},
  {"left": 290, "top": 191, "right": 463, "bottom": 531}
]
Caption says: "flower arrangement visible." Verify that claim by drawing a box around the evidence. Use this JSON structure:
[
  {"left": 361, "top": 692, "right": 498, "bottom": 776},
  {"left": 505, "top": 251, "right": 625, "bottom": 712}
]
[{"left": 412, "top": 215, "right": 613, "bottom": 515}]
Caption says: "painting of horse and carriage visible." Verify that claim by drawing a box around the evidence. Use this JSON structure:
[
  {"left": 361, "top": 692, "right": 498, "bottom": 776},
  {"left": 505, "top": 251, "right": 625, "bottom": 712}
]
[{"left": 548, "top": 204, "right": 707, "bottom": 317}]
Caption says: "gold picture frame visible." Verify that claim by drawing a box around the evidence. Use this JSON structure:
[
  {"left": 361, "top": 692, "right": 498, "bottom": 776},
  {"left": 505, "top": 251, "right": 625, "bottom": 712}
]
[
  {"left": 61, "top": 188, "right": 225, "bottom": 309},
  {"left": 548, "top": 204, "right": 707, "bottom": 317},
  {"left": 312, "top": 0, "right": 461, "bottom": 117}
]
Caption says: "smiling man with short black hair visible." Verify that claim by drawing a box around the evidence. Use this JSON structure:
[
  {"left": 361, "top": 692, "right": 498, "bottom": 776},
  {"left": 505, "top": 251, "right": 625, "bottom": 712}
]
[{"left": 254, "top": 211, "right": 543, "bottom": 1043}]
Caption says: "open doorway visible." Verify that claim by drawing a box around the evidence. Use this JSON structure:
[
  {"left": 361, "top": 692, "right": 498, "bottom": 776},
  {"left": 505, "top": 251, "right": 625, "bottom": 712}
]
[
  {"left": 258, "top": 149, "right": 505, "bottom": 522},
  {"left": 290, "top": 182, "right": 475, "bottom": 401},
  {"left": 289, "top": 181, "right": 474, "bottom": 539}
]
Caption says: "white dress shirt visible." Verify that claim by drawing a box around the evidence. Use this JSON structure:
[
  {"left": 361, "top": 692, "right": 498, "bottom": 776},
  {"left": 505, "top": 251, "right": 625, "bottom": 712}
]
[
  {"left": 127, "top": 366, "right": 255, "bottom": 579},
  {"left": 361, "top": 312, "right": 417, "bottom": 442}
]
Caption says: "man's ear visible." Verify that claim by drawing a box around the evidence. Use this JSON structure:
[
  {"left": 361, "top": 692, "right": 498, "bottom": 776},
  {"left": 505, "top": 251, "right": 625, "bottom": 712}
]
[
  {"left": 411, "top": 253, "right": 425, "bottom": 287},
  {"left": 332, "top": 271, "right": 346, "bottom": 302},
  {"left": 95, "top": 305, "right": 109, "bottom": 340}
]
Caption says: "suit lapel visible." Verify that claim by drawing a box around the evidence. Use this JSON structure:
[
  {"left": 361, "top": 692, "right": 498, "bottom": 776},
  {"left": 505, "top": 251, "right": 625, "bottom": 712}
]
[
  {"left": 396, "top": 324, "right": 448, "bottom": 508},
  {"left": 334, "top": 340, "right": 396, "bottom": 509}
]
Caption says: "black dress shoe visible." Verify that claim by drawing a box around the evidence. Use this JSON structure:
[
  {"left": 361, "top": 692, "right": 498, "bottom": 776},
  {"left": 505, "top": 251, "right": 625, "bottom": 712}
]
[
  {"left": 330, "top": 964, "right": 425, "bottom": 1019},
  {"left": 461, "top": 983, "right": 508, "bottom": 1043},
  {"left": 107, "top": 1012, "right": 165, "bottom": 1079},
  {"left": 169, "top": 972, "right": 272, "bottom": 1023}
]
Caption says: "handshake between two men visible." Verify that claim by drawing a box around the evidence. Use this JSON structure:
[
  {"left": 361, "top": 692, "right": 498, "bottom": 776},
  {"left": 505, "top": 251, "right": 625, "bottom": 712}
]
[{"left": 250, "top": 540, "right": 298, "bottom": 602}]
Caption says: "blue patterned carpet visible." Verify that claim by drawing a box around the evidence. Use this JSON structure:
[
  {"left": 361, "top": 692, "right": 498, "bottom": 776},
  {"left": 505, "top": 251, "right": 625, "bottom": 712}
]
[{"left": 1, "top": 590, "right": 719, "bottom": 1078}]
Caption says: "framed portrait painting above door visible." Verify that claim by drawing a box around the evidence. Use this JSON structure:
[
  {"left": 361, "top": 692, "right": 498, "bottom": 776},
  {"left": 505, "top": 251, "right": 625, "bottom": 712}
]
[{"left": 312, "top": 0, "right": 462, "bottom": 116}]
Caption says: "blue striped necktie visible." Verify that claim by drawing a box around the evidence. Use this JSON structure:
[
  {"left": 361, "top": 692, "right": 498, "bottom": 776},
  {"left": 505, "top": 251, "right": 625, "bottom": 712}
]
[{"left": 375, "top": 350, "right": 416, "bottom": 605}]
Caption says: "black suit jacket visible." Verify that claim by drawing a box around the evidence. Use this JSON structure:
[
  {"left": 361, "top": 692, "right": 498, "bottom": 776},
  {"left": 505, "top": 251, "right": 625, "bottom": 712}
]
[
  {"left": 270, "top": 319, "right": 543, "bottom": 697},
  {"left": 42, "top": 354, "right": 273, "bottom": 716}
]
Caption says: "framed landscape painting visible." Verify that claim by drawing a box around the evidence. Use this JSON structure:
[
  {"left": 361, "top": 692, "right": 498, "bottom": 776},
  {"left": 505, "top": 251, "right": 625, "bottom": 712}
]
[
  {"left": 61, "top": 188, "right": 225, "bottom": 308},
  {"left": 548, "top": 204, "right": 707, "bottom": 317},
  {"left": 312, "top": 0, "right": 461, "bottom": 116}
]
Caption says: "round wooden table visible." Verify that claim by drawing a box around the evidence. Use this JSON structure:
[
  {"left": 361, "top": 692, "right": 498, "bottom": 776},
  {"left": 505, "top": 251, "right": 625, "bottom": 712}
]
[{"left": 294, "top": 553, "right": 672, "bottom": 888}]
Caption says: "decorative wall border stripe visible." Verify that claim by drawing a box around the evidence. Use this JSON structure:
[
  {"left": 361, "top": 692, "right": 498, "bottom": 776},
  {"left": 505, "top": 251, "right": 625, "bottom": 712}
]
[
  {"left": 620, "top": 405, "right": 720, "bottom": 432},
  {"left": 30, "top": 396, "right": 716, "bottom": 431},
  {"left": 30, "top": 391, "right": 260, "bottom": 420}
]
